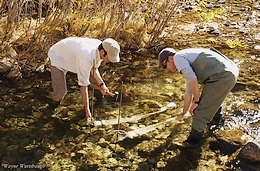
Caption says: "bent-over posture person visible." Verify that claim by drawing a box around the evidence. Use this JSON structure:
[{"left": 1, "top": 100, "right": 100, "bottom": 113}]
[
  {"left": 48, "top": 37, "right": 120, "bottom": 121},
  {"left": 157, "top": 47, "right": 239, "bottom": 146}
]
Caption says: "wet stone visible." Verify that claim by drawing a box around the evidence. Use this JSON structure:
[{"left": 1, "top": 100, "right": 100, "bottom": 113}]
[
  {"left": 97, "top": 138, "right": 109, "bottom": 147},
  {"left": 237, "top": 142, "right": 260, "bottom": 163},
  {"left": 212, "top": 130, "right": 247, "bottom": 155},
  {"left": 214, "top": 130, "right": 247, "bottom": 146},
  {"left": 6, "top": 69, "right": 22, "bottom": 80},
  {"left": 134, "top": 139, "right": 165, "bottom": 156},
  {"left": 0, "top": 59, "right": 12, "bottom": 74},
  {"left": 3, "top": 118, "right": 18, "bottom": 127}
]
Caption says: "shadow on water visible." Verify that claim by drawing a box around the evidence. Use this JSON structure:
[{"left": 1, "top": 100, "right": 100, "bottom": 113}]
[{"left": 0, "top": 73, "right": 75, "bottom": 170}]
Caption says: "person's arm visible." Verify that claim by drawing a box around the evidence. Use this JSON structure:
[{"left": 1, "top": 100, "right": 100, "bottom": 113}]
[
  {"left": 80, "top": 86, "right": 92, "bottom": 119},
  {"left": 180, "top": 93, "right": 193, "bottom": 116},
  {"left": 189, "top": 78, "right": 200, "bottom": 116},
  {"left": 178, "top": 67, "right": 200, "bottom": 116},
  {"left": 179, "top": 79, "right": 200, "bottom": 116},
  {"left": 189, "top": 79, "right": 200, "bottom": 102},
  {"left": 91, "top": 67, "right": 109, "bottom": 94}
]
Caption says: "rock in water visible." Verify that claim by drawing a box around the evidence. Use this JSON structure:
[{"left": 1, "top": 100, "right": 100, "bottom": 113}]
[
  {"left": 237, "top": 142, "right": 260, "bottom": 163},
  {"left": 0, "top": 58, "right": 12, "bottom": 74}
]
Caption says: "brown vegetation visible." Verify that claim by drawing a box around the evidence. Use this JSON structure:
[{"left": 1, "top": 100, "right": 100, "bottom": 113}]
[
  {"left": 0, "top": 0, "right": 180, "bottom": 72},
  {"left": 0, "top": 0, "right": 258, "bottom": 77}
]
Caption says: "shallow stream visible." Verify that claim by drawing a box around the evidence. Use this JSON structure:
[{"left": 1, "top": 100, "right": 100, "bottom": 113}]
[
  {"left": 0, "top": 0, "right": 260, "bottom": 170},
  {"left": 0, "top": 47, "right": 259, "bottom": 170}
]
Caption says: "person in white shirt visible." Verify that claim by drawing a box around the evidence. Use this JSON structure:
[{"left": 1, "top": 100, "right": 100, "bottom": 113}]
[
  {"left": 48, "top": 37, "right": 120, "bottom": 121},
  {"left": 157, "top": 47, "right": 239, "bottom": 146}
]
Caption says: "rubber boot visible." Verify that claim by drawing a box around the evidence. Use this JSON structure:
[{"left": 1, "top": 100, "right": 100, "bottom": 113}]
[
  {"left": 49, "top": 100, "right": 60, "bottom": 110},
  {"left": 181, "top": 129, "right": 204, "bottom": 147},
  {"left": 209, "top": 106, "right": 225, "bottom": 131}
]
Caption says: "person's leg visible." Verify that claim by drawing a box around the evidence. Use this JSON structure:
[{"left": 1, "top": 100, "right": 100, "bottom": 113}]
[
  {"left": 186, "top": 71, "right": 237, "bottom": 144},
  {"left": 50, "top": 64, "right": 67, "bottom": 103},
  {"left": 208, "top": 106, "right": 225, "bottom": 130},
  {"left": 89, "top": 75, "right": 104, "bottom": 107},
  {"left": 213, "top": 106, "right": 223, "bottom": 122},
  {"left": 193, "top": 71, "right": 236, "bottom": 132}
]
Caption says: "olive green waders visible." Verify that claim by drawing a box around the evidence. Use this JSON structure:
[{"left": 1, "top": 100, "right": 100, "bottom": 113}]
[{"left": 191, "top": 48, "right": 239, "bottom": 135}]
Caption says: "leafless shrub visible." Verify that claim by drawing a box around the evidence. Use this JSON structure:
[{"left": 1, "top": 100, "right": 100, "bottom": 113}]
[{"left": 0, "top": 0, "right": 180, "bottom": 69}]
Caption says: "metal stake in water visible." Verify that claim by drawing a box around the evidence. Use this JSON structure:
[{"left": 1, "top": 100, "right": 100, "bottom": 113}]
[
  {"left": 117, "top": 82, "right": 123, "bottom": 130},
  {"left": 115, "top": 81, "right": 126, "bottom": 143},
  {"left": 91, "top": 59, "right": 95, "bottom": 118}
]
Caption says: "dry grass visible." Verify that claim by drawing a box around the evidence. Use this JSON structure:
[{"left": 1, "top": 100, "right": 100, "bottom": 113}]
[
  {"left": 0, "top": 0, "right": 180, "bottom": 58},
  {"left": 0, "top": 0, "right": 182, "bottom": 76}
]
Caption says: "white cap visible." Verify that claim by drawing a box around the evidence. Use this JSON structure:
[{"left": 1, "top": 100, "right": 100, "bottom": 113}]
[{"left": 102, "top": 38, "right": 120, "bottom": 63}]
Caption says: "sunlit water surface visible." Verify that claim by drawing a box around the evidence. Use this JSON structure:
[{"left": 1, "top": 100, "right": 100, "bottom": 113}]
[{"left": 0, "top": 48, "right": 259, "bottom": 170}]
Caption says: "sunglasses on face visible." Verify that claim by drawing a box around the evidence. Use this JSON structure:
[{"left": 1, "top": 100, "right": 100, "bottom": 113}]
[{"left": 162, "top": 57, "right": 168, "bottom": 69}]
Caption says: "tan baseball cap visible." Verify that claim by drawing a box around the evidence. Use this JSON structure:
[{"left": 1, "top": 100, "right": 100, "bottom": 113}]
[
  {"left": 157, "top": 48, "right": 176, "bottom": 69},
  {"left": 102, "top": 38, "right": 120, "bottom": 63}
]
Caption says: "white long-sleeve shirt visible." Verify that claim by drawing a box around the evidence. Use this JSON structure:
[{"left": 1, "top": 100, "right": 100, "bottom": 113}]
[{"left": 48, "top": 37, "right": 102, "bottom": 86}]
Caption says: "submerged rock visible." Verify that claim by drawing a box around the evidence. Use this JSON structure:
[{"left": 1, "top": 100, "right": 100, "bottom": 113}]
[{"left": 134, "top": 139, "right": 166, "bottom": 156}]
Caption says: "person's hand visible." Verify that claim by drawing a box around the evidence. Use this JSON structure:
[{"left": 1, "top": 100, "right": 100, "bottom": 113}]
[
  {"left": 189, "top": 103, "right": 198, "bottom": 116},
  {"left": 85, "top": 111, "right": 94, "bottom": 126},
  {"left": 100, "top": 84, "right": 109, "bottom": 95},
  {"left": 178, "top": 111, "right": 186, "bottom": 117},
  {"left": 85, "top": 111, "right": 92, "bottom": 121},
  {"left": 176, "top": 112, "right": 185, "bottom": 120}
]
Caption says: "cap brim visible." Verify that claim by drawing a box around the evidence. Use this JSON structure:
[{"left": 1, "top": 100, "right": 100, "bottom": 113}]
[
  {"left": 108, "top": 54, "right": 120, "bottom": 63},
  {"left": 157, "top": 62, "right": 164, "bottom": 70}
]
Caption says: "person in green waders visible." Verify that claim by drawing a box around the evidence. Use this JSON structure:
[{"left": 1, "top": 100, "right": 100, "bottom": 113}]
[{"left": 157, "top": 47, "right": 239, "bottom": 146}]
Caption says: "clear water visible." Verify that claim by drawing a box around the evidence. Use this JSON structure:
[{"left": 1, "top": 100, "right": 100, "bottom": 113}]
[{"left": 0, "top": 49, "right": 259, "bottom": 170}]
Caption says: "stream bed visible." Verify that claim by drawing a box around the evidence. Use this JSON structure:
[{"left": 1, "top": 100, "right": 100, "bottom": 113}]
[
  {"left": 0, "top": 0, "right": 260, "bottom": 170},
  {"left": 0, "top": 47, "right": 259, "bottom": 170}
]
